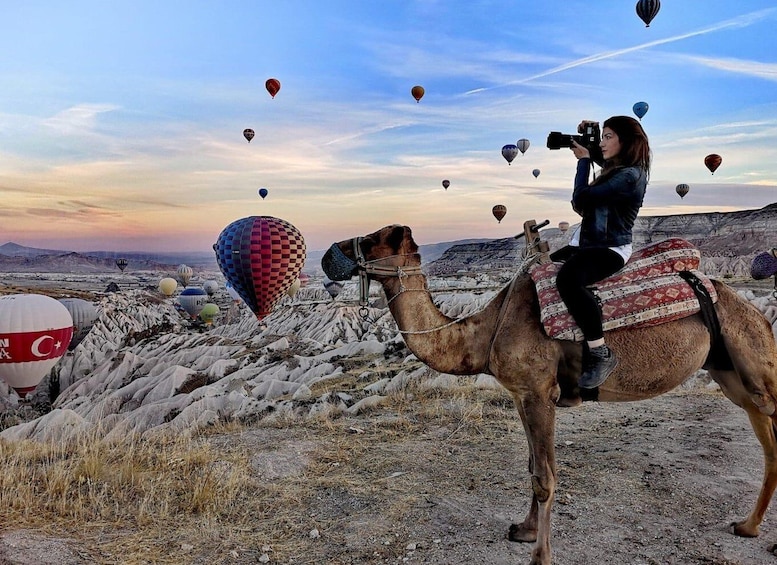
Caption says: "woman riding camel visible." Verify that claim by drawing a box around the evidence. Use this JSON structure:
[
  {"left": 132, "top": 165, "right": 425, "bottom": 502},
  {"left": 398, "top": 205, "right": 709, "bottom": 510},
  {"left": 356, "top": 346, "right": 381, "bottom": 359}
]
[{"left": 551, "top": 116, "right": 651, "bottom": 388}]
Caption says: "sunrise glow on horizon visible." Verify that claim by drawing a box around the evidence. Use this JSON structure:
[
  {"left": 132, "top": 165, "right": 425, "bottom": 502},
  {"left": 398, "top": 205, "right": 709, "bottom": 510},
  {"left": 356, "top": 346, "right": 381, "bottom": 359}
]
[{"left": 1, "top": 1, "right": 776, "bottom": 253}]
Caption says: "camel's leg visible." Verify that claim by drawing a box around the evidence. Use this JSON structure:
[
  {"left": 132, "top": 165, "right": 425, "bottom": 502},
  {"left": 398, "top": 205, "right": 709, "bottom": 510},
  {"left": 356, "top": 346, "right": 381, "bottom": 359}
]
[
  {"left": 710, "top": 368, "right": 777, "bottom": 538},
  {"left": 733, "top": 407, "right": 777, "bottom": 537},
  {"left": 509, "top": 392, "right": 557, "bottom": 565},
  {"left": 508, "top": 403, "right": 538, "bottom": 542}
]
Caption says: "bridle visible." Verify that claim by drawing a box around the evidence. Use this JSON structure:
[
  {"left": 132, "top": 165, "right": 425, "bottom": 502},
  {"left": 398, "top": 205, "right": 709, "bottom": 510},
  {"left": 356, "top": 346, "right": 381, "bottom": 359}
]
[{"left": 349, "top": 236, "right": 425, "bottom": 320}]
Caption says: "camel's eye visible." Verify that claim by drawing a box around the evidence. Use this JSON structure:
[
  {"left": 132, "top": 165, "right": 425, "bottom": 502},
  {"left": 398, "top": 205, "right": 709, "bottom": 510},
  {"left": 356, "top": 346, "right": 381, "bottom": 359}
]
[{"left": 360, "top": 238, "right": 375, "bottom": 255}]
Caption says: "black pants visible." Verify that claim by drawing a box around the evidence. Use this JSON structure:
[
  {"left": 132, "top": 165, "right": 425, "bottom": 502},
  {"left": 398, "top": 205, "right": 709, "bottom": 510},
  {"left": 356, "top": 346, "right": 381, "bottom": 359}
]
[{"left": 551, "top": 246, "right": 625, "bottom": 341}]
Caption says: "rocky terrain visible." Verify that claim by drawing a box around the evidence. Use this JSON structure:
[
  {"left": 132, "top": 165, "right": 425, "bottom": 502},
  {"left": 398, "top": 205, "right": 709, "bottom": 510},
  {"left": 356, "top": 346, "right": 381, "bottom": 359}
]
[{"left": 428, "top": 202, "right": 777, "bottom": 276}]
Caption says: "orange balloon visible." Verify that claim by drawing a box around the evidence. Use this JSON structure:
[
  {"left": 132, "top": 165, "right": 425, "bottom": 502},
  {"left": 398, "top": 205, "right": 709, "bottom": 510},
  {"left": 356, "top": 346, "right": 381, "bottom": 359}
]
[
  {"left": 704, "top": 154, "right": 722, "bottom": 174},
  {"left": 265, "top": 78, "right": 281, "bottom": 99},
  {"left": 411, "top": 85, "right": 425, "bottom": 103}
]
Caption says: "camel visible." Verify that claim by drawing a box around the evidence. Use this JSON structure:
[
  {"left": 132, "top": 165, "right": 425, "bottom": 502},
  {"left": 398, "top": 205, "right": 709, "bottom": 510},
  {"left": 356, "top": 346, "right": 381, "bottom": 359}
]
[{"left": 321, "top": 223, "right": 777, "bottom": 565}]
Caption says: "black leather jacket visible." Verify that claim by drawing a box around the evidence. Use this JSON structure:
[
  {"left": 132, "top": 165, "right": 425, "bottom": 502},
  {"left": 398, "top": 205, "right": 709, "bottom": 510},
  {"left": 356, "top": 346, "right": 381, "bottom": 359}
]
[{"left": 572, "top": 158, "right": 646, "bottom": 248}]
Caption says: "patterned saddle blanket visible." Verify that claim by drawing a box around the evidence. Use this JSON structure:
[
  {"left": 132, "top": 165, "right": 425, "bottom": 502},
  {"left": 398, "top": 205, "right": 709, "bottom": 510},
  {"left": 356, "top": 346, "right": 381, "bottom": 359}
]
[{"left": 530, "top": 238, "right": 718, "bottom": 341}]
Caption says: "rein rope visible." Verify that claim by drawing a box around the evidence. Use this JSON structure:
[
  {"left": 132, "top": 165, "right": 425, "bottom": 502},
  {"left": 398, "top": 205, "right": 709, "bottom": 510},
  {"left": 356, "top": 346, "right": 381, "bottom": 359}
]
[{"left": 354, "top": 236, "right": 545, "bottom": 336}]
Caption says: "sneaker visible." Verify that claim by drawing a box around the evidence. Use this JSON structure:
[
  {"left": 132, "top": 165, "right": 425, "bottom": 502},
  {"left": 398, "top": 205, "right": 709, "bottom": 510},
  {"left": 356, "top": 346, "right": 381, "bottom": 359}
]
[{"left": 579, "top": 345, "right": 618, "bottom": 389}]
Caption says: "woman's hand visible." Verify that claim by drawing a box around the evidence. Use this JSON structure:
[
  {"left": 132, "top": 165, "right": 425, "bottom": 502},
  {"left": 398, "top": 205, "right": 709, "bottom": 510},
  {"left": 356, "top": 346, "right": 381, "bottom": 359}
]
[{"left": 570, "top": 139, "right": 590, "bottom": 160}]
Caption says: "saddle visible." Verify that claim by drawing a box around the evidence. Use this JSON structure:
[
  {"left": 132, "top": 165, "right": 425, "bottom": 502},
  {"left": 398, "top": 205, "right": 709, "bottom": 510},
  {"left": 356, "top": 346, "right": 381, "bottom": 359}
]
[{"left": 530, "top": 238, "right": 718, "bottom": 341}]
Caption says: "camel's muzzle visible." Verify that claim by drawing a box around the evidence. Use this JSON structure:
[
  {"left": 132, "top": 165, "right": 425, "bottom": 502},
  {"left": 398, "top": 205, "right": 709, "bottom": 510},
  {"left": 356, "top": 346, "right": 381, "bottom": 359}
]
[{"left": 321, "top": 243, "right": 358, "bottom": 281}]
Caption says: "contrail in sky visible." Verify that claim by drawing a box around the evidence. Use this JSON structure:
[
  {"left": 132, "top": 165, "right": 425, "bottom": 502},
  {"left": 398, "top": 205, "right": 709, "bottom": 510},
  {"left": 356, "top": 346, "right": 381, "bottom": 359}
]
[{"left": 464, "top": 8, "right": 777, "bottom": 95}]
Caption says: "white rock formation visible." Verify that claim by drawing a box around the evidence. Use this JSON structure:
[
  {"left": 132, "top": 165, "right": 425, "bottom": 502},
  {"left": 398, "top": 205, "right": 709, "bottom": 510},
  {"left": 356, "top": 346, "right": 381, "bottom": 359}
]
[{"left": 2, "top": 279, "right": 776, "bottom": 443}]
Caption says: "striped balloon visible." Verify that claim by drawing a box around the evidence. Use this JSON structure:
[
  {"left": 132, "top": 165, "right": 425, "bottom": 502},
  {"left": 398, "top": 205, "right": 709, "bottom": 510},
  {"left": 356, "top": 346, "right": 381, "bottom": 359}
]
[
  {"left": 214, "top": 216, "right": 306, "bottom": 321},
  {"left": 58, "top": 298, "right": 98, "bottom": 351},
  {"left": 177, "top": 264, "right": 193, "bottom": 286},
  {"left": 636, "top": 0, "right": 660, "bottom": 27}
]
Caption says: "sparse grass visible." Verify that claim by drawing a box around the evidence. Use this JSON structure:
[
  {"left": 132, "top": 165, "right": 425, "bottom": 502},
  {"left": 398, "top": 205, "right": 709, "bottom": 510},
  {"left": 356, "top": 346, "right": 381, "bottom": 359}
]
[
  {"left": 0, "top": 384, "right": 523, "bottom": 564},
  {"left": 0, "top": 427, "right": 273, "bottom": 563}
]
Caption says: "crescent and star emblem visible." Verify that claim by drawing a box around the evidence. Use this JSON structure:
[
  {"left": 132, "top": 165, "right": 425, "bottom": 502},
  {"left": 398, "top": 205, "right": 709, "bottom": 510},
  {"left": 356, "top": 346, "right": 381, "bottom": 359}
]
[{"left": 31, "top": 335, "right": 54, "bottom": 358}]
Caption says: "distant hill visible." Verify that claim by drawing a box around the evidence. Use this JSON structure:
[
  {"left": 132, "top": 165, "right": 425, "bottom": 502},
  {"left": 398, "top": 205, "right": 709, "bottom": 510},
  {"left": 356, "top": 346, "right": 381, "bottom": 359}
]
[
  {"left": 0, "top": 243, "right": 218, "bottom": 272},
  {"left": 428, "top": 202, "right": 777, "bottom": 277},
  {"left": 84, "top": 250, "right": 217, "bottom": 269},
  {"left": 0, "top": 242, "right": 67, "bottom": 257},
  {"left": 0, "top": 252, "right": 173, "bottom": 274}
]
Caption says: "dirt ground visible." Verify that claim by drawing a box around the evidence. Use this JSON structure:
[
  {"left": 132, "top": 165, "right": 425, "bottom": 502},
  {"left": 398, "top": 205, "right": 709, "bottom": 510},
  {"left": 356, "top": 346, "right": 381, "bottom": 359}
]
[{"left": 3, "top": 386, "right": 777, "bottom": 565}]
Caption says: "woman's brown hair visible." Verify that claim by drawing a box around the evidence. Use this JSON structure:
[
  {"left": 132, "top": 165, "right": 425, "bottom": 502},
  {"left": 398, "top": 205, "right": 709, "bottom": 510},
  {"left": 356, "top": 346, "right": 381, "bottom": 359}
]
[{"left": 599, "top": 115, "right": 651, "bottom": 179}]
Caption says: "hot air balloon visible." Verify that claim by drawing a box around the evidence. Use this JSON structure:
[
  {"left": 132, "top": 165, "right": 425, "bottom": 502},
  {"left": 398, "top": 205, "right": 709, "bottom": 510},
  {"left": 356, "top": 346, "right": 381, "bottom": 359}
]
[
  {"left": 243, "top": 128, "right": 255, "bottom": 143},
  {"left": 532, "top": 169, "right": 541, "bottom": 178},
  {"left": 265, "top": 78, "right": 281, "bottom": 98},
  {"left": 159, "top": 277, "right": 178, "bottom": 297},
  {"left": 558, "top": 221, "right": 570, "bottom": 233},
  {"left": 704, "top": 154, "right": 722, "bottom": 175},
  {"left": 324, "top": 280, "right": 343, "bottom": 300},
  {"left": 0, "top": 294, "right": 74, "bottom": 397},
  {"left": 751, "top": 250, "right": 777, "bottom": 280},
  {"left": 116, "top": 258, "right": 128, "bottom": 272},
  {"left": 632, "top": 101, "right": 649, "bottom": 120},
  {"left": 287, "top": 278, "right": 301, "bottom": 298},
  {"left": 199, "top": 303, "right": 220, "bottom": 326},
  {"left": 492, "top": 205, "right": 507, "bottom": 223},
  {"left": 442, "top": 179, "right": 450, "bottom": 190},
  {"left": 298, "top": 272, "right": 310, "bottom": 287},
  {"left": 636, "top": 0, "right": 660, "bottom": 27},
  {"left": 516, "top": 138, "right": 530, "bottom": 155},
  {"left": 57, "top": 298, "right": 98, "bottom": 351},
  {"left": 258, "top": 188, "right": 269, "bottom": 199},
  {"left": 177, "top": 287, "right": 208, "bottom": 320},
  {"left": 411, "top": 85, "right": 425, "bottom": 102},
  {"left": 177, "top": 264, "right": 193, "bottom": 287},
  {"left": 676, "top": 183, "right": 690, "bottom": 199},
  {"left": 502, "top": 144, "right": 519, "bottom": 165},
  {"left": 214, "top": 216, "right": 306, "bottom": 321},
  {"left": 203, "top": 280, "right": 219, "bottom": 297}
]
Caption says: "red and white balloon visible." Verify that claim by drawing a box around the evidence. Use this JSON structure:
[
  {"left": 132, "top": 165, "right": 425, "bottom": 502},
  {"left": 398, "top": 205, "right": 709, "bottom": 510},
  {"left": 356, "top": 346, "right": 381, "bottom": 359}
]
[{"left": 0, "top": 294, "right": 74, "bottom": 397}]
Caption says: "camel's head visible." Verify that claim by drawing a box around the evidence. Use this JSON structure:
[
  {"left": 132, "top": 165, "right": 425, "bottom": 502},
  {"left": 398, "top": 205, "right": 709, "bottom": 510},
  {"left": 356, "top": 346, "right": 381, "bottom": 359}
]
[{"left": 321, "top": 224, "right": 419, "bottom": 281}]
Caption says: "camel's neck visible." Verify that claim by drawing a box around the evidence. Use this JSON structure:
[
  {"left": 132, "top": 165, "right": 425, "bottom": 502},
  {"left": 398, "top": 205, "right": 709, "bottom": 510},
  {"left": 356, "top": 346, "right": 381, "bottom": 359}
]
[{"left": 380, "top": 274, "right": 506, "bottom": 375}]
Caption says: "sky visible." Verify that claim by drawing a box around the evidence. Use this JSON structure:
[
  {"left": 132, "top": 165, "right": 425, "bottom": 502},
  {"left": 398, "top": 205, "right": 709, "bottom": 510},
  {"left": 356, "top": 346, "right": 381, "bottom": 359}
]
[{"left": 0, "top": 1, "right": 776, "bottom": 253}]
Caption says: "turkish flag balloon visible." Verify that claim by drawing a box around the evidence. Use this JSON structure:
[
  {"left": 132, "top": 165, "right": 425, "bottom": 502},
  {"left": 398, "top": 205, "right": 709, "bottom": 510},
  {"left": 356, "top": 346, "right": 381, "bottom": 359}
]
[
  {"left": 214, "top": 216, "right": 306, "bottom": 321},
  {"left": 0, "top": 294, "right": 74, "bottom": 397}
]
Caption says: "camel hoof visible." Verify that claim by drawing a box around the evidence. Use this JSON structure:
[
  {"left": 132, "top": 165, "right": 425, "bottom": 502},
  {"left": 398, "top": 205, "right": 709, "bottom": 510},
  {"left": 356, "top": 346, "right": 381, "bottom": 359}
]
[
  {"left": 508, "top": 522, "right": 537, "bottom": 543},
  {"left": 556, "top": 395, "right": 582, "bottom": 408},
  {"left": 730, "top": 520, "right": 759, "bottom": 538}
]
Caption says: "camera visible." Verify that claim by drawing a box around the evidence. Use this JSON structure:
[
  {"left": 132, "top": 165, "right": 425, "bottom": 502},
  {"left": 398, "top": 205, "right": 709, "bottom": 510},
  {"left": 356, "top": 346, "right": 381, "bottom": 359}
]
[{"left": 546, "top": 121, "right": 601, "bottom": 150}]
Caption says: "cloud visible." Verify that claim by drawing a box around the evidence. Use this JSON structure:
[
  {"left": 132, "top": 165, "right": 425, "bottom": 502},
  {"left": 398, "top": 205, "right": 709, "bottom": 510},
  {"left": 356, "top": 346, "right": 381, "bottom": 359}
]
[
  {"left": 25, "top": 201, "right": 122, "bottom": 222},
  {"left": 463, "top": 7, "right": 777, "bottom": 95},
  {"left": 43, "top": 103, "right": 120, "bottom": 134},
  {"left": 683, "top": 56, "right": 777, "bottom": 82}
]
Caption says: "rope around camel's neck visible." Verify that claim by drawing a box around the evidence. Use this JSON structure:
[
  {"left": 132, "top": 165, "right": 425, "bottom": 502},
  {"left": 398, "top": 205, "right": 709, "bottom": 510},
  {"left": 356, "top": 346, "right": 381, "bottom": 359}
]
[{"left": 378, "top": 249, "right": 543, "bottom": 335}]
